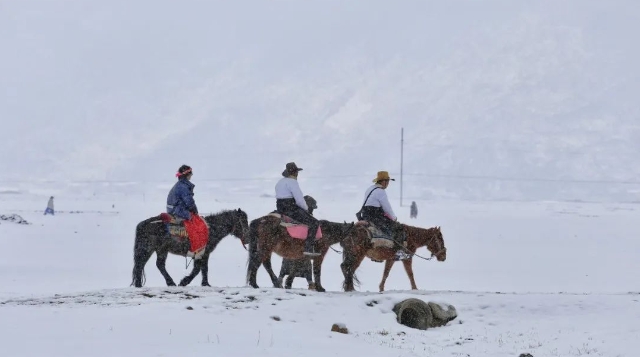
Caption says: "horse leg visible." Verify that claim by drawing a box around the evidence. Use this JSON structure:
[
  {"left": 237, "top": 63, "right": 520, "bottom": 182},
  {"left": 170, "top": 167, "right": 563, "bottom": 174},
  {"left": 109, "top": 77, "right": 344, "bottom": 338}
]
[
  {"left": 401, "top": 257, "right": 418, "bottom": 290},
  {"left": 340, "top": 251, "right": 358, "bottom": 292},
  {"left": 311, "top": 255, "right": 326, "bottom": 292},
  {"left": 340, "top": 251, "right": 364, "bottom": 292},
  {"left": 262, "top": 256, "right": 282, "bottom": 288},
  {"left": 247, "top": 248, "right": 270, "bottom": 289},
  {"left": 132, "top": 248, "right": 154, "bottom": 288},
  {"left": 379, "top": 259, "right": 397, "bottom": 292},
  {"left": 155, "top": 250, "right": 177, "bottom": 286},
  {"left": 199, "top": 253, "right": 212, "bottom": 287},
  {"left": 284, "top": 274, "right": 294, "bottom": 289},
  {"left": 178, "top": 259, "right": 202, "bottom": 286}
]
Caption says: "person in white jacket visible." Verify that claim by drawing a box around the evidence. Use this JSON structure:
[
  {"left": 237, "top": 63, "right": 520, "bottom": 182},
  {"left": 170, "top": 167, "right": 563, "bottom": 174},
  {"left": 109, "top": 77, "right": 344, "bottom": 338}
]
[
  {"left": 361, "top": 171, "right": 410, "bottom": 260},
  {"left": 275, "top": 162, "right": 320, "bottom": 257}
]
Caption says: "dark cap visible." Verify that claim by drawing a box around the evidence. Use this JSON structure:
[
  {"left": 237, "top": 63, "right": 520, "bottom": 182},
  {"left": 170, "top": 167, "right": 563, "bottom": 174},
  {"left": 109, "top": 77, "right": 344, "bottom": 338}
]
[{"left": 282, "top": 162, "right": 303, "bottom": 177}]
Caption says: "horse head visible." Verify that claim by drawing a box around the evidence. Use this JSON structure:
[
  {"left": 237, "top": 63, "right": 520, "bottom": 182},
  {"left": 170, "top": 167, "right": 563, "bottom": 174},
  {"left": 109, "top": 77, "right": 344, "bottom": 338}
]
[
  {"left": 430, "top": 226, "right": 447, "bottom": 261},
  {"left": 231, "top": 208, "right": 250, "bottom": 243}
]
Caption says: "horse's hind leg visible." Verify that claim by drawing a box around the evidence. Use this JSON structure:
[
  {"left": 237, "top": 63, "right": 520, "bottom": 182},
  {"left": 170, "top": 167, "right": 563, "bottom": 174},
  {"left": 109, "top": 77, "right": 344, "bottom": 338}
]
[
  {"left": 247, "top": 250, "right": 263, "bottom": 289},
  {"left": 262, "top": 256, "right": 282, "bottom": 288},
  {"left": 379, "top": 259, "right": 396, "bottom": 292},
  {"left": 155, "top": 250, "right": 177, "bottom": 286},
  {"left": 132, "top": 249, "right": 153, "bottom": 288},
  {"left": 340, "top": 251, "right": 364, "bottom": 292}
]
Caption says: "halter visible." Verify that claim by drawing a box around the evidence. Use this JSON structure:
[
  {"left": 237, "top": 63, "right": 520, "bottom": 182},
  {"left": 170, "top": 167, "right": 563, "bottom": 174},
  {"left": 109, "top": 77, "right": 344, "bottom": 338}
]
[
  {"left": 394, "top": 228, "right": 446, "bottom": 261},
  {"left": 230, "top": 214, "right": 248, "bottom": 251}
]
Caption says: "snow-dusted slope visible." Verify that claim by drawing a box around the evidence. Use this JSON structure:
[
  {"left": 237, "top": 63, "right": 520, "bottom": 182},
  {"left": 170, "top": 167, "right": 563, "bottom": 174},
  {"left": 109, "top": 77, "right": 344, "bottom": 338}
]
[{"left": 2, "top": 0, "right": 639, "bottom": 201}]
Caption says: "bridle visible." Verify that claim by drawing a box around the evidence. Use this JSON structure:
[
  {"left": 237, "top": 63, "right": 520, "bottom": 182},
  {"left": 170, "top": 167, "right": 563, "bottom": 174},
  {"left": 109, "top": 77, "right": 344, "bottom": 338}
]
[
  {"left": 397, "top": 228, "right": 446, "bottom": 261},
  {"left": 232, "top": 213, "right": 249, "bottom": 251}
]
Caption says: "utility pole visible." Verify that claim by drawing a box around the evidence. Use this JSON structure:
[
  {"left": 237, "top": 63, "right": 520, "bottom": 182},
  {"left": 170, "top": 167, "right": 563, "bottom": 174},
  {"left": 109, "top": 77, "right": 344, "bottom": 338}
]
[{"left": 400, "top": 127, "right": 404, "bottom": 207}]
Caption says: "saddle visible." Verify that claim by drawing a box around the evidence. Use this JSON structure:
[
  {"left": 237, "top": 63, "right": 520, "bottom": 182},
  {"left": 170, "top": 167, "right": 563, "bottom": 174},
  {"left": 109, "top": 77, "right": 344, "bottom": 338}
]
[
  {"left": 160, "top": 213, "right": 188, "bottom": 238},
  {"left": 159, "top": 213, "right": 209, "bottom": 259},
  {"left": 368, "top": 223, "right": 396, "bottom": 249},
  {"left": 357, "top": 221, "right": 397, "bottom": 249},
  {"left": 268, "top": 212, "right": 322, "bottom": 240}
]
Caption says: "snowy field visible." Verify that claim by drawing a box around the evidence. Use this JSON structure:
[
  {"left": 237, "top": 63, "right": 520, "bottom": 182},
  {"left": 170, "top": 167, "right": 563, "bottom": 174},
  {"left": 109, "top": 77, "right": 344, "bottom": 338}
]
[{"left": 1, "top": 191, "right": 639, "bottom": 357}]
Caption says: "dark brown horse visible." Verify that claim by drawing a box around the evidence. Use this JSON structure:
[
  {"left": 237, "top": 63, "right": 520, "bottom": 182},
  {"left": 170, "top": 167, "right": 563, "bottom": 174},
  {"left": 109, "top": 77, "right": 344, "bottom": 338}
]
[
  {"left": 131, "top": 209, "right": 249, "bottom": 288},
  {"left": 245, "top": 216, "right": 355, "bottom": 292},
  {"left": 340, "top": 224, "right": 446, "bottom": 292}
]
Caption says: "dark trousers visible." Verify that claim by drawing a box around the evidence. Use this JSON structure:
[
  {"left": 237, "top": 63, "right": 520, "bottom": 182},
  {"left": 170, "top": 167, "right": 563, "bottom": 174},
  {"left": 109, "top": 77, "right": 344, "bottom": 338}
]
[
  {"left": 362, "top": 206, "right": 404, "bottom": 243},
  {"left": 276, "top": 199, "right": 319, "bottom": 247}
]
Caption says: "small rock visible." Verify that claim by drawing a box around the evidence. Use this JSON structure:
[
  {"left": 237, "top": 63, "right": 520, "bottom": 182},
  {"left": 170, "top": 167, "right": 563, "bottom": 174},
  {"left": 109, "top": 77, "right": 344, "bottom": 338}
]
[
  {"left": 270, "top": 316, "right": 281, "bottom": 321},
  {"left": 519, "top": 354, "right": 534, "bottom": 357},
  {"left": 186, "top": 306, "right": 193, "bottom": 310},
  {"left": 331, "top": 323, "right": 348, "bottom": 334}
]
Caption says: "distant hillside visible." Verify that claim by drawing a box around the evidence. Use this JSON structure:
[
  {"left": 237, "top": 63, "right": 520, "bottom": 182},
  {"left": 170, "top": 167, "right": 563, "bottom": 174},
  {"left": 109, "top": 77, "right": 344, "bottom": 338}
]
[{"left": 2, "top": 0, "right": 639, "bottom": 201}]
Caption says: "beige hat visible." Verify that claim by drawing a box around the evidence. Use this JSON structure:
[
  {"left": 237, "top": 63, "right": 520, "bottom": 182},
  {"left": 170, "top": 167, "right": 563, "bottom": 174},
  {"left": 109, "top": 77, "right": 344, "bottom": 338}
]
[{"left": 373, "top": 171, "right": 395, "bottom": 183}]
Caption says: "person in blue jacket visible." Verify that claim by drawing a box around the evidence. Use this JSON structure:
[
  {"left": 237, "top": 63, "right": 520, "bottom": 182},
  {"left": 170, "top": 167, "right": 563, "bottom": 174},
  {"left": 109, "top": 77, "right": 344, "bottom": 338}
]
[{"left": 166, "top": 165, "right": 198, "bottom": 220}]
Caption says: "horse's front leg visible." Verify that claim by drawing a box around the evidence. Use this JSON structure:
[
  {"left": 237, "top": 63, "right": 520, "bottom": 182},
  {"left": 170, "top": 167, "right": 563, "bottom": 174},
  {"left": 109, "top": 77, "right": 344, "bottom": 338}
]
[
  {"left": 199, "top": 253, "right": 212, "bottom": 287},
  {"left": 379, "top": 259, "right": 396, "bottom": 292},
  {"left": 401, "top": 257, "right": 418, "bottom": 290},
  {"left": 179, "top": 259, "right": 202, "bottom": 287},
  {"left": 262, "top": 255, "right": 282, "bottom": 288},
  {"left": 311, "top": 254, "right": 326, "bottom": 292},
  {"left": 155, "top": 250, "right": 176, "bottom": 286}
]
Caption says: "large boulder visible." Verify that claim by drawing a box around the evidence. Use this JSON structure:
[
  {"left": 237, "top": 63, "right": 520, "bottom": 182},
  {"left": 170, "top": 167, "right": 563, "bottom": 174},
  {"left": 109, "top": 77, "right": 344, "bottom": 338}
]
[{"left": 392, "top": 298, "right": 457, "bottom": 330}]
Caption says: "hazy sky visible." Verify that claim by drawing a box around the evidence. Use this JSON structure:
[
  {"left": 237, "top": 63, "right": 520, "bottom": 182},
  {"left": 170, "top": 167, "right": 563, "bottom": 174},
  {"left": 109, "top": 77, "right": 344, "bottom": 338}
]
[{"left": 2, "top": 0, "right": 639, "bottom": 201}]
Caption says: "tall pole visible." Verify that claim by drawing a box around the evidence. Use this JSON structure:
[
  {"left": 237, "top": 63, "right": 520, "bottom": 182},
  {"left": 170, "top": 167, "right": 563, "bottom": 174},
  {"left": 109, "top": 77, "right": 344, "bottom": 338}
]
[{"left": 400, "top": 127, "right": 404, "bottom": 207}]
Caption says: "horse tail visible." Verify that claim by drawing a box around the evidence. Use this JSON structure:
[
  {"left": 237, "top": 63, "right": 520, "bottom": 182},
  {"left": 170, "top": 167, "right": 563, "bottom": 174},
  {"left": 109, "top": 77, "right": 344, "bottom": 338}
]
[
  {"left": 245, "top": 218, "right": 262, "bottom": 285},
  {"left": 131, "top": 216, "right": 159, "bottom": 287}
]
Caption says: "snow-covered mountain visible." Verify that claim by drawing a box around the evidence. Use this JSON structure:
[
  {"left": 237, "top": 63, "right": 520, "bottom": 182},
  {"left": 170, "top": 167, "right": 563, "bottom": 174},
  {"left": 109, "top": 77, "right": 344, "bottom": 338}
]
[{"left": 2, "top": 0, "right": 639, "bottom": 201}]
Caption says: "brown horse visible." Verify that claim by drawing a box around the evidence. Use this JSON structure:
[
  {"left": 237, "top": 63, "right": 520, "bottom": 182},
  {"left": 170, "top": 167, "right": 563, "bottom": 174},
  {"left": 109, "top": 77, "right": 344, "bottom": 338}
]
[
  {"left": 245, "top": 216, "right": 355, "bottom": 292},
  {"left": 131, "top": 209, "right": 249, "bottom": 288},
  {"left": 340, "top": 224, "right": 446, "bottom": 292}
]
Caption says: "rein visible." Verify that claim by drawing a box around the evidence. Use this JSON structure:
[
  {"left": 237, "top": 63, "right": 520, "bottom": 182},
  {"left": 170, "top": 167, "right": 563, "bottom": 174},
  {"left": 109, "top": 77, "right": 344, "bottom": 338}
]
[{"left": 393, "top": 230, "right": 446, "bottom": 261}]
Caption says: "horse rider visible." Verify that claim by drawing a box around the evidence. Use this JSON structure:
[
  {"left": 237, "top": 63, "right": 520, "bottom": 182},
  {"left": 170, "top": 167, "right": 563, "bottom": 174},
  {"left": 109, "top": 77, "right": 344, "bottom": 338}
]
[
  {"left": 278, "top": 195, "right": 318, "bottom": 289},
  {"left": 167, "top": 165, "right": 199, "bottom": 221},
  {"left": 361, "top": 171, "right": 411, "bottom": 261},
  {"left": 275, "top": 162, "right": 320, "bottom": 257}
]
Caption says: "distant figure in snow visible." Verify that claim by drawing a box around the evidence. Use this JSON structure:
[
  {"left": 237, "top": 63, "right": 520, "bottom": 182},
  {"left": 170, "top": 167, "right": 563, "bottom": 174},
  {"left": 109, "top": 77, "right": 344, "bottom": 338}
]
[
  {"left": 44, "top": 196, "right": 55, "bottom": 215},
  {"left": 410, "top": 201, "right": 418, "bottom": 219}
]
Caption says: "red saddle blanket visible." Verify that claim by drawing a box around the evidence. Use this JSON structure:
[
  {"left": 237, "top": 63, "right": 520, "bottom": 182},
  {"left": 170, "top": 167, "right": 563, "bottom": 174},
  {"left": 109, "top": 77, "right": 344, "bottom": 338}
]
[
  {"left": 268, "top": 212, "right": 322, "bottom": 240},
  {"left": 160, "top": 213, "right": 209, "bottom": 256}
]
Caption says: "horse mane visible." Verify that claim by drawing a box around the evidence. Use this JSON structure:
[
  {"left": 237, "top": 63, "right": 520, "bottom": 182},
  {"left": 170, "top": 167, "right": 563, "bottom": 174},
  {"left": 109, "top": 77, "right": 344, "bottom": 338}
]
[
  {"left": 203, "top": 209, "right": 245, "bottom": 225},
  {"left": 403, "top": 224, "right": 441, "bottom": 247}
]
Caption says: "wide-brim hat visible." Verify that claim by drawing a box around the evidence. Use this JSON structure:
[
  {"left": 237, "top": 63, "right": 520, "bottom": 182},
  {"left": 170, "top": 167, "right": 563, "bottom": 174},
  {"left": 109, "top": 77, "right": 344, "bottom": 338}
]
[
  {"left": 282, "top": 162, "right": 303, "bottom": 177},
  {"left": 373, "top": 171, "right": 395, "bottom": 183}
]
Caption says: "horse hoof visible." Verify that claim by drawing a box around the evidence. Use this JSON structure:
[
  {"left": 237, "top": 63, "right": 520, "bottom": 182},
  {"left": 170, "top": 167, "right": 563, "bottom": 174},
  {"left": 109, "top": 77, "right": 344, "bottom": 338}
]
[
  {"left": 284, "top": 285, "right": 292, "bottom": 289},
  {"left": 167, "top": 282, "right": 177, "bottom": 287},
  {"left": 249, "top": 283, "right": 259, "bottom": 289},
  {"left": 315, "top": 286, "right": 326, "bottom": 293},
  {"left": 202, "top": 283, "right": 211, "bottom": 287}
]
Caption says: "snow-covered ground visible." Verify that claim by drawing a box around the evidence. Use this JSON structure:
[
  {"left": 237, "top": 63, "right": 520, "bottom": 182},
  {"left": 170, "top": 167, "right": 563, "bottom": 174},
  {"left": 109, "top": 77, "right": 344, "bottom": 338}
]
[{"left": 1, "top": 191, "right": 638, "bottom": 356}]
